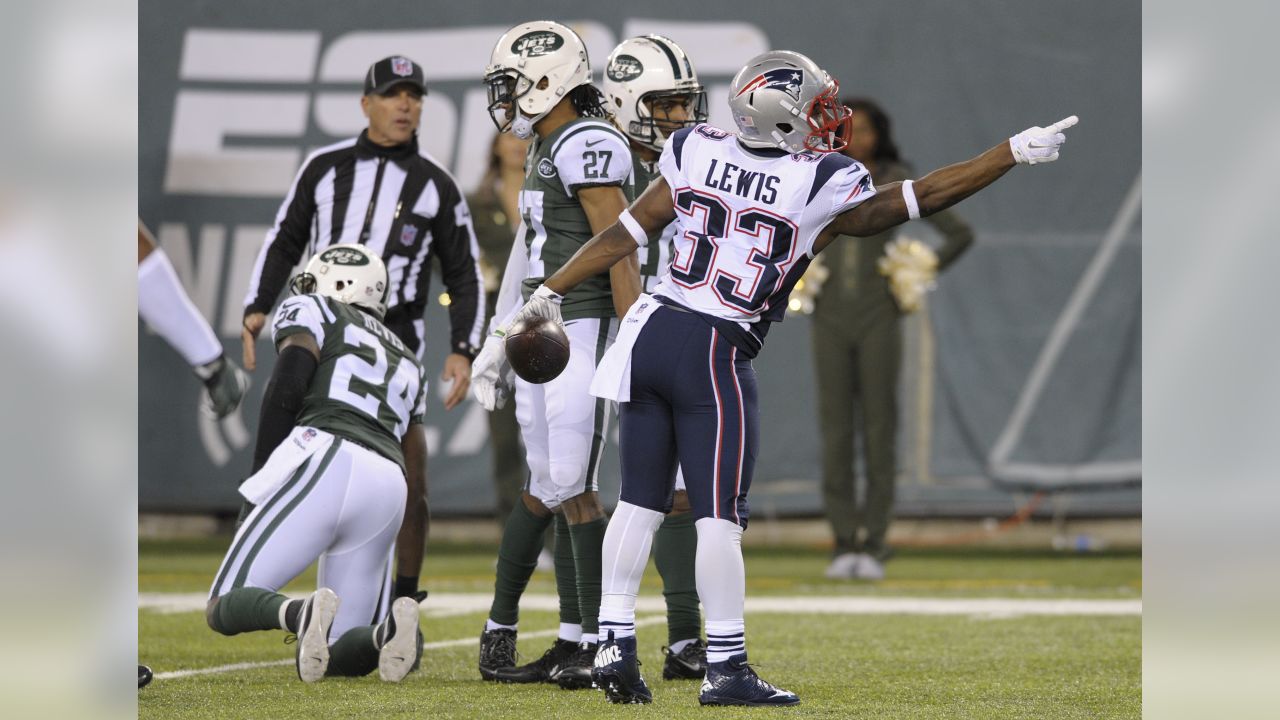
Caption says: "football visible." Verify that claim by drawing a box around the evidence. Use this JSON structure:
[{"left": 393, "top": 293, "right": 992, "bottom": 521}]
[{"left": 504, "top": 317, "right": 570, "bottom": 384}]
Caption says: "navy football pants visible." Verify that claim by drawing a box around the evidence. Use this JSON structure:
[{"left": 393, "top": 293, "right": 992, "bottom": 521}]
[{"left": 618, "top": 306, "right": 758, "bottom": 529}]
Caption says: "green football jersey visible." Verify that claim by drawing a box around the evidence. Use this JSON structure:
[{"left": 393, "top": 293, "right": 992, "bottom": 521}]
[
  {"left": 518, "top": 117, "right": 634, "bottom": 320},
  {"left": 271, "top": 293, "right": 427, "bottom": 471}
]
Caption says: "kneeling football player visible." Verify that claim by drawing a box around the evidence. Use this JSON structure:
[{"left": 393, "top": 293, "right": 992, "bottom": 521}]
[{"left": 204, "top": 245, "right": 428, "bottom": 683}]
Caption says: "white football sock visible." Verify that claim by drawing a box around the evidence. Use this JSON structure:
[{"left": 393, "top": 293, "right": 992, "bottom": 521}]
[
  {"left": 598, "top": 502, "right": 664, "bottom": 640},
  {"left": 485, "top": 619, "right": 517, "bottom": 632},
  {"left": 558, "top": 623, "right": 582, "bottom": 643},
  {"left": 138, "top": 249, "right": 222, "bottom": 367},
  {"left": 696, "top": 518, "right": 747, "bottom": 663},
  {"left": 668, "top": 638, "right": 698, "bottom": 654}
]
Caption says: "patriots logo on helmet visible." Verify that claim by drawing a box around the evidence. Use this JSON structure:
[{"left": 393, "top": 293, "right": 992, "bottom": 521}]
[
  {"left": 391, "top": 57, "right": 414, "bottom": 77},
  {"left": 736, "top": 68, "right": 804, "bottom": 102}
]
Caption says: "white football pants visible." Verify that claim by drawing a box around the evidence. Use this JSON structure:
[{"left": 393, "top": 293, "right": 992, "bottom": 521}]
[
  {"left": 208, "top": 439, "right": 406, "bottom": 641},
  {"left": 514, "top": 317, "right": 617, "bottom": 509}
]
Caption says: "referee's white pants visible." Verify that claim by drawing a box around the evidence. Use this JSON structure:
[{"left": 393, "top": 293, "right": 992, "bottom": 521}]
[{"left": 208, "top": 439, "right": 406, "bottom": 641}]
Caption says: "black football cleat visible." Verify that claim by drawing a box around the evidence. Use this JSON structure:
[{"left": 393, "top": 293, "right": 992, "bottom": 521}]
[
  {"left": 556, "top": 640, "right": 599, "bottom": 690},
  {"left": 592, "top": 632, "right": 652, "bottom": 704},
  {"left": 478, "top": 625, "right": 518, "bottom": 681},
  {"left": 699, "top": 654, "right": 799, "bottom": 706},
  {"left": 494, "top": 638, "right": 577, "bottom": 684},
  {"left": 138, "top": 664, "right": 153, "bottom": 689},
  {"left": 661, "top": 638, "right": 707, "bottom": 680}
]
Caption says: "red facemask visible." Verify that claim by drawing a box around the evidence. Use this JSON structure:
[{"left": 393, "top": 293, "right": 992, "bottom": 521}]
[{"left": 803, "top": 80, "right": 851, "bottom": 154}]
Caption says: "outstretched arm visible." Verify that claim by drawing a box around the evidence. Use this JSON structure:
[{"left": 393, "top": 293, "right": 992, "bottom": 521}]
[
  {"left": 821, "top": 116, "right": 1077, "bottom": 246},
  {"left": 544, "top": 178, "right": 677, "bottom": 296}
]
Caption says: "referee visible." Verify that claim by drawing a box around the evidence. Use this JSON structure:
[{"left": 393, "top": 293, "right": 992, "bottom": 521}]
[
  {"left": 241, "top": 55, "right": 484, "bottom": 410},
  {"left": 238, "top": 57, "right": 481, "bottom": 604}
]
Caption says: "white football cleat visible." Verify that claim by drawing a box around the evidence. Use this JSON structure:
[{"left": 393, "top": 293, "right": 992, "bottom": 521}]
[
  {"left": 295, "top": 588, "right": 339, "bottom": 683},
  {"left": 378, "top": 596, "right": 423, "bottom": 682},
  {"left": 856, "top": 555, "right": 886, "bottom": 581}
]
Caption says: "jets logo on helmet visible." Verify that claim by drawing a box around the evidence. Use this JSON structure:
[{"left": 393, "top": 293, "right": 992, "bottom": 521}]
[
  {"left": 606, "top": 54, "right": 644, "bottom": 82},
  {"left": 511, "top": 30, "right": 564, "bottom": 58},
  {"left": 290, "top": 244, "right": 390, "bottom": 319},
  {"left": 319, "top": 246, "right": 371, "bottom": 266},
  {"left": 602, "top": 35, "right": 708, "bottom": 152},
  {"left": 736, "top": 69, "right": 804, "bottom": 102}
]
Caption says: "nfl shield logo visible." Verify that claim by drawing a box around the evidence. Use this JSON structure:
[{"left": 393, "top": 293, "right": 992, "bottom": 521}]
[
  {"left": 400, "top": 225, "right": 418, "bottom": 246},
  {"left": 391, "top": 57, "right": 413, "bottom": 77}
]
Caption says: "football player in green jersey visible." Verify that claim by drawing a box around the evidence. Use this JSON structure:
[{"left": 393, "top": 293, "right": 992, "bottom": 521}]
[
  {"left": 599, "top": 35, "right": 711, "bottom": 685},
  {"left": 471, "top": 20, "right": 639, "bottom": 689},
  {"left": 204, "top": 245, "right": 428, "bottom": 684}
]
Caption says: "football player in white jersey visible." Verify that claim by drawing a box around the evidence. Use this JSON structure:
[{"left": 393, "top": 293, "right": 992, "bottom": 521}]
[
  {"left": 504, "top": 50, "right": 1078, "bottom": 706},
  {"left": 599, "top": 34, "right": 709, "bottom": 687}
]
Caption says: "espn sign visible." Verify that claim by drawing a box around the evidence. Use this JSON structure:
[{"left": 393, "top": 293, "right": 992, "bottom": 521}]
[{"left": 163, "top": 21, "right": 769, "bottom": 198}]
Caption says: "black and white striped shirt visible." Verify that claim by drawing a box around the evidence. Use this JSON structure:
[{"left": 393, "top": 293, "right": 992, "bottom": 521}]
[{"left": 244, "top": 130, "right": 484, "bottom": 359}]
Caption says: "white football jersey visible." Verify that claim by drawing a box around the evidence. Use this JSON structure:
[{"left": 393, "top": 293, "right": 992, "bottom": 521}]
[{"left": 653, "top": 123, "right": 875, "bottom": 338}]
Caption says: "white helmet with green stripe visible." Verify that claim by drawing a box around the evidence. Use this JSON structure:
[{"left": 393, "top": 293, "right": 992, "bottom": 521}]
[
  {"left": 289, "top": 244, "right": 389, "bottom": 319},
  {"left": 485, "top": 20, "right": 591, "bottom": 140},
  {"left": 602, "top": 35, "right": 707, "bottom": 152}
]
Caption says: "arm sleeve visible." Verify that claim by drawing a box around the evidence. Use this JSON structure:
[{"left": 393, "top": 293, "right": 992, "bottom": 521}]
[
  {"left": 487, "top": 223, "right": 530, "bottom": 335},
  {"left": 430, "top": 178, "right": 486, "bottom": 359},
  {"left": 555, "top": 125, "right": 632, "bottom": 196},
  {"left": 251, "top": 344, "right": 318, "bottom": 473},
  {"left": 925, "top": 206, "right": 976, "bottom": 271},
  {"left": 270, "top": 294, "right": 330, "bottom": 348},
  {"left": 244, "top": 155, "right": 323, "bottom": 316}
]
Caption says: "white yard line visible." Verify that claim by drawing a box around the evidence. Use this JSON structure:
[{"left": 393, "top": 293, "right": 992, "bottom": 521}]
[
  {"left": 142, "top": 592, "right": 1140, "bottom": 617},
  {"left": 148, "top": 593, "right": 1140, "bottom": 681},
  {"left": 154, "top": 616, "right": 667, "bottom": 681}
]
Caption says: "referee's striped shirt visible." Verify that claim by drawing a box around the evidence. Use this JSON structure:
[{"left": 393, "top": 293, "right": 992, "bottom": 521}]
[{"left": 244, "top": 130, "right": 484, "bottom": 359}]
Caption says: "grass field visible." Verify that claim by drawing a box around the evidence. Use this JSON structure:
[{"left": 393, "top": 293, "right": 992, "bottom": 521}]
[{"left": 139, "top": 539, "right": 1141, "bottom": 719}]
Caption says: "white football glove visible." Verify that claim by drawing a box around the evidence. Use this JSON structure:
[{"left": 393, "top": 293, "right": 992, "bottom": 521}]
[
  {"left": 470, "top": 334, "right": 513, "bottom": 411},
  {"left": 1009, "top": 115, "right": 1078, "bottom": 165},
  {"left": 509, "top": 284, "right": 564, "bottom": 328}
]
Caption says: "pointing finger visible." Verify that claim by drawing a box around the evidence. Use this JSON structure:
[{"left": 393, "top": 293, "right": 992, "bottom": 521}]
[{"left": 1048, "top": 115, "right": 1078, "bottom": 132}]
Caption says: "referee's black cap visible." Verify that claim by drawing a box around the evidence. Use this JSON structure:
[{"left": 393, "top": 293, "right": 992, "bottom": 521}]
[{"left": 364, "top": 56, "right": 427, "bottom": 96}]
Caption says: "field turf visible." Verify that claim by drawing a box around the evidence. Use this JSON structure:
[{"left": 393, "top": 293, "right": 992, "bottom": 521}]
[{"left": 139, "top": 539, "right": 1140, "bottom": 719}]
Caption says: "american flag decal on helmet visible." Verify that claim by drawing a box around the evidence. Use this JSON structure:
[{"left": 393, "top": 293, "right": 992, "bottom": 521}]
[{"left": 736, "top": 68, "right": 804, "bottom": 101}]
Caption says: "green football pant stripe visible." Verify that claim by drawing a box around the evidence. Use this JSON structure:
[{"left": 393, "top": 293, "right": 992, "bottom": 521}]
[
  {"left": 230, "top": 440, "right": 342, "bottom": 591},
  {"left": 584, "top": 319, "right": 613, "bottom": 489},
  {"left": 210, "top": 450, "right": 319, "bottom": 596}
]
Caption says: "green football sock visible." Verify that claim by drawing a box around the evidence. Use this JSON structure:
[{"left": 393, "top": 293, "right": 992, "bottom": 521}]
[
  {"left": 554, "top": 514, "right": 582, "bottom": 626},
  {"left": 326, "top": 626, "right": 378, "bottom": 677},
  {"left": 654, "top": 511, "right": 702, "bottom": 645},
  {"left": 569, "top": 517, "right": 607, "bottom": 638},
  {"left": 207, "top": 587, "right": 288, "bottom": 636},
  {"left": 489, "top": 500, "right": 554, "bottom": 625}
]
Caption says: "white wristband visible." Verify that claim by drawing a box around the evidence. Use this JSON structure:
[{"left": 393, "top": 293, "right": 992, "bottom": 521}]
[
  {"left": 902, "top": 180, "right": 921, "bottom": 220},
  {"left": 618, "top": 208, "right": 649, "bottom": 248}
]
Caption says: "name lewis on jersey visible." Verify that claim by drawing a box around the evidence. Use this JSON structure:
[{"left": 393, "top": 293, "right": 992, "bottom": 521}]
[{"left": 704, "top": 158, "right": 780, "bottom": 205}]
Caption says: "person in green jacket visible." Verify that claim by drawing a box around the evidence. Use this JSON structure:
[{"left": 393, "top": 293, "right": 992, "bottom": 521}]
[{"left": 815, "top": 98, "right": 974, "bottom": 581}]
